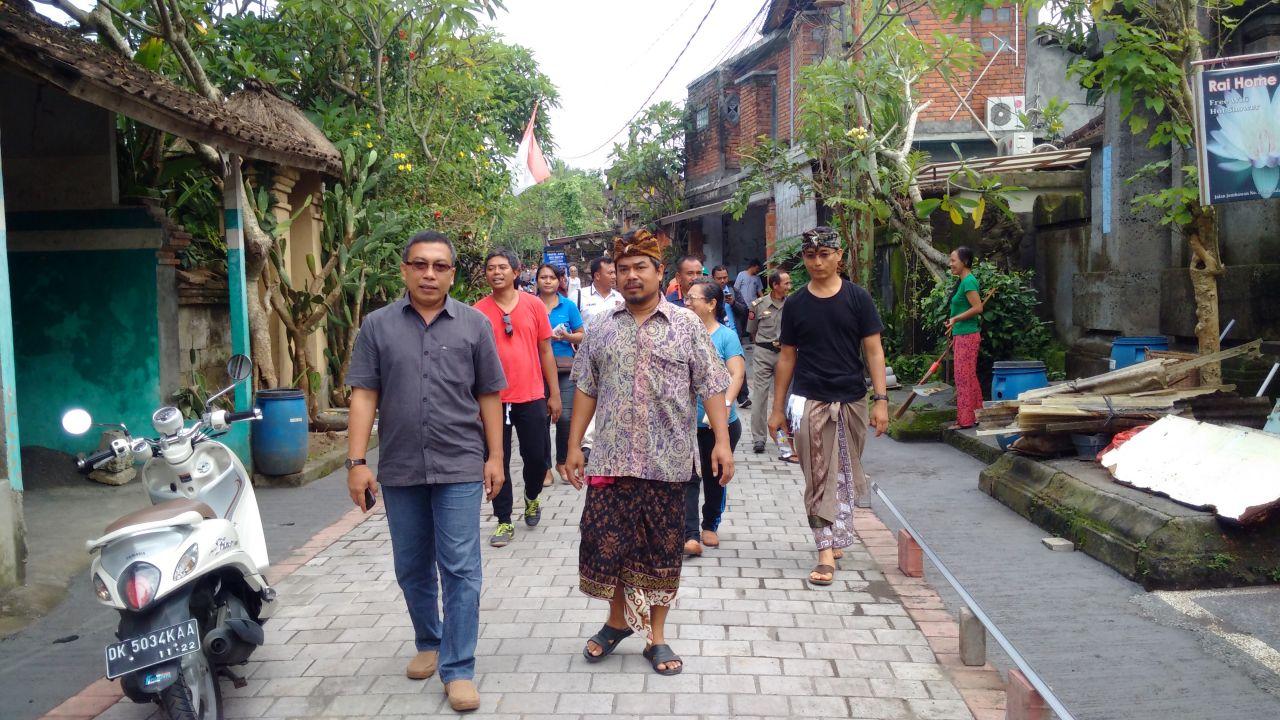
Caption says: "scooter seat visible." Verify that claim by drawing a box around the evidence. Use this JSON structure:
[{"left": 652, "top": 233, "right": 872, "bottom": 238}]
[{"left": 104, "top": 498, "right": 216, "bottom": 535}]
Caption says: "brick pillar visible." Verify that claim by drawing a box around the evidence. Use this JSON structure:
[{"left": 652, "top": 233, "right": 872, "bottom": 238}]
[{"left": 764, "top": 200, "right": 778, "bottom": 260}]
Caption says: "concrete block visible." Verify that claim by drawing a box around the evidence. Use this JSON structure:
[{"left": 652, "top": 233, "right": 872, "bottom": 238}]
[
  {"left": 959, "top": 608, "right": 986, "bottom": 667},
  {"left": 897, "top": 529, "right": 923, "bottom": 578},
  {"left": 1005, "top": 668, "right": 1049, "bottom": 720},
  {"left": 1042, "top": 537, "right": 1075, "bottom": 552}
]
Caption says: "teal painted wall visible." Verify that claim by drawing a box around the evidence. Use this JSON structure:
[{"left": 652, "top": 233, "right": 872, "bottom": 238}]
[{"left": 9, "top": 249, "right": 161, "bottom": 454}]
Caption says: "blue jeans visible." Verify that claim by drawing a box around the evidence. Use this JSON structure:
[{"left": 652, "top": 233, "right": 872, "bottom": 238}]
[{"left": 382, "top": 482, "right": 483, "bottom": 683}]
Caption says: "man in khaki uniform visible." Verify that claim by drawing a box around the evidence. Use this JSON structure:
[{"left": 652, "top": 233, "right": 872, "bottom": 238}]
[{"left": 747, "top": 270, "right": 791, "bottom": 453}]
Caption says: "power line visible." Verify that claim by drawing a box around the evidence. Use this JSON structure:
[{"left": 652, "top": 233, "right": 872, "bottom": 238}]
[{"left": 561, "top": 0, "right": 721, "bottom": 161}]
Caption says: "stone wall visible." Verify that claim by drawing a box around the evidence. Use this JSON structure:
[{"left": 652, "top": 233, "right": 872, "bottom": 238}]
[{"left": 178, "top": 302, "right": 233, "bottom": 392}]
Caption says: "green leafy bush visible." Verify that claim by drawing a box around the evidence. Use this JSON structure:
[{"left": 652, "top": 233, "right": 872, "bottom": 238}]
[{"left": 920, "top": 262, "right": 1054, "bottom": 378}]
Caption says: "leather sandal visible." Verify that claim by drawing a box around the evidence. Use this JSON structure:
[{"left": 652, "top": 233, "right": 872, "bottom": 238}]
[
  {"left": 583, "top": 623, "right": 633, "bottom": 662},
  {"left": 701, "top": 529, "right": 720, "bottom": 548},
  {"left": 808, "top": 564, "right": 836, "bottom": 587},
  {"left": 643, "top": 643, "right": 683, "bottom": 675}
]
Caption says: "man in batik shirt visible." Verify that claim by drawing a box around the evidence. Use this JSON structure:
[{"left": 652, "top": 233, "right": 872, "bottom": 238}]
[
  {"left": 768, "top": 226, "right": 890, "bottom": 588},
  {"left": 564, "top": 228, "right": 733, "bottom": 677}
]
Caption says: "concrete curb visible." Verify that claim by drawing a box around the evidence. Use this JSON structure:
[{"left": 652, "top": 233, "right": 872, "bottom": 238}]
[
  {"left": 252, "top": 433, "right": 378, "bottom": 488},
  {"left": 855, "top": 507, "right": 1009, "bottom": 720},
  {"left": 978, "top": 453, "right": 1280, "bottom": 590},
  {"left": 43, "top": 507, "right": 376, "bottom": 720}
]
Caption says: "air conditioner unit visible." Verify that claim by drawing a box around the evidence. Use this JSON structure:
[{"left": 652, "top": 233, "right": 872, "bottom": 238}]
[
  {"left": 986, "top": 96, "right": 1026, "bottom": 131},
  {"left": 997, "top": 131, "right": 1035, "bottom": 156}
]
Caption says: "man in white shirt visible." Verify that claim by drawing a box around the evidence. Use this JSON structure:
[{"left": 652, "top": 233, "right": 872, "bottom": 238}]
[
  {"left": 572, "top": 256, "right": 623, "bottom": 461},
  {"left": 576, "top": 256, "right": 624, "bottom": 320}
]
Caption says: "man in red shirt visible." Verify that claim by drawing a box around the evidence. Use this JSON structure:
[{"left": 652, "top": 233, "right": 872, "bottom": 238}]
[{"left": 474, "top": 249, "right": 562, "bottom": 546}]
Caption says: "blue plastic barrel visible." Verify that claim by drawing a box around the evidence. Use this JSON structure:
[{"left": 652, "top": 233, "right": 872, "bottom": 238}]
[
  {"left": 991, "top": 361, "right": 1049, "bottom": 450},
  {"left": 1110, "top": 336, "right": 1169, "bottom": 370},
  {"left": 251, "top": 389, "right": 308, "bottom": 475}
]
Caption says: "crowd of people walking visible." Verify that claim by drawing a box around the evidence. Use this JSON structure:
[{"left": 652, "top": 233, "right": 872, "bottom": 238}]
[{"left": 343, "top": 225, "right": 914, "bottom": 711}]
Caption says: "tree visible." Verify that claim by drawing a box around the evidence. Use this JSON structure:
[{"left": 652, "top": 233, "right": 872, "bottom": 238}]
[
  {"left": 726, "top": 8, "right": 1018, "bottom": 287},
  {"left": 605, "top": 101, "right": 688, "bottom": 226},
  {"left": 492, "top": 161, "right": 609, "bottom": 256}
]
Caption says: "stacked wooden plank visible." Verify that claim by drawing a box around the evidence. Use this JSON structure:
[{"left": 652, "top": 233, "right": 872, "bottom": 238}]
[{"left": 977, "top": 340, "right": 1269, "bottom": 438}]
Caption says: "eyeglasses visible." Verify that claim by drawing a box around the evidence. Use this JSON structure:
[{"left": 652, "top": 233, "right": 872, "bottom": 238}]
[
  {"left": 406, "top": 260, "right": 454, "bottom": 275},
  {"left": 502, "top": 313, "right": 513, "bottom": 336},
  {"left": 686, "top": 294, "right": 710, "bottom": 303}
]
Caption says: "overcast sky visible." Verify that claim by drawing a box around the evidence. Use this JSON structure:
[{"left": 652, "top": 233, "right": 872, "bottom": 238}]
[{"left": 487, "top": 0, "right": 768, "bottom": 170}]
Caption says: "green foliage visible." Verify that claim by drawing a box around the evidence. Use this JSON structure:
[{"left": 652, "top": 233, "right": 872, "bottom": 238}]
[
  {"left": 919, "top": 262, "right": 1055, "bottom": 376},
  {"left": 492, "top": 161, "right": 609, "bottom": 261},
  {"left": 888, "top": 354, "right": 937, "bottom": 384},
  {"left": 606, "top": 101, "right": 688, "bottom": 224}
]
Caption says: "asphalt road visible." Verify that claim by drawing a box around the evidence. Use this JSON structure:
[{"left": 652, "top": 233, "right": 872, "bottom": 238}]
[
  {"left": 0, "top": 454, "right": 364, "bottom": 720},
  {"left": 860, "top": 433, "right": 1280, "bottom": 720}
]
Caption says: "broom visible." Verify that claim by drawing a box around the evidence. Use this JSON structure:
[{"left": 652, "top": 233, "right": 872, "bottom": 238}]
[{"left": 891, "top": 287, "right": 997, "bottom": 421}]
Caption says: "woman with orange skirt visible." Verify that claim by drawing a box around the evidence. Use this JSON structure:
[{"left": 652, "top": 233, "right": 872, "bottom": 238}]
[{"left": 945, "top": 247, "right": 984, "bottom": 429}]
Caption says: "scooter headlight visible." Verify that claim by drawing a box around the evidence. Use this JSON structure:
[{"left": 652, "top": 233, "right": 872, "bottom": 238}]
[
  {"left": 173, "top": 544, "right": 199, "bottom": 582},
  {"left": 93, "top": 574, "right": 112, "bottom": 602},
  {"left": 120, "top": 562, "right": 161, "bottom": 610}
]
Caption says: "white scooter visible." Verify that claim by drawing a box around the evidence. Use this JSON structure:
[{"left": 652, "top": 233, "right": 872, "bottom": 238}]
[{"left": 62, "top": 354, "right": 274, "bottom": 720}]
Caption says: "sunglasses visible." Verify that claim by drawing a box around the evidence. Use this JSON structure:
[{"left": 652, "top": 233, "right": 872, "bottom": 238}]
[
  {"left": 406, "top": 260, "right": 454, "bottom": 274},
  {"left": 502, "top": 313, "right": 513, "bottom": 336}
]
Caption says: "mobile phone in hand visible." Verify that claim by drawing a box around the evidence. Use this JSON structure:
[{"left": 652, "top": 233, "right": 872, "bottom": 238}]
[{"left": 363, "top": 487, "right": 377, "bottom": 511}]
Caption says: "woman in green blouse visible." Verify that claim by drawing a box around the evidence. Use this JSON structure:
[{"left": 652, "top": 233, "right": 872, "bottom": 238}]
[{"left": 945, "top": 247, "right": 984, "bottom": 428}]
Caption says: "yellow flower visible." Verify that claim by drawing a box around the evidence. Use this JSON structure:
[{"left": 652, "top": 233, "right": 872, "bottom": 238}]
[
  {"left": 366, "top": 142, "right": 373, "bottom": 148},
  {"left": 352, "top": 130, "right": 362, "bottom": 137},
  {"left": 458, "top": 151, "right": 466, "bottom": 158},
  {"left": 365, "top": 123, "right": 371, "bottom": 129},
  {"left": 397, "top": 164, "right": 405, "bottom": 171},
  {"left": 376, "top": 135, "right": 383, "bottom": 140},
  {"left": 405, "top": 163, "right": 413, "bottom": 171},
  {"left": 475, "top": 145, "right": 484, "bottom": 152}
]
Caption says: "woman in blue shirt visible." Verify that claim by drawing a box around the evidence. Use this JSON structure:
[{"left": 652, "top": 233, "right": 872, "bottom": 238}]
[
  {"left": 682, "top": 278, "right": 745, "bottom": 557},
  {"left": 537, "top": 264, "right": 585, "bottom": 485}
]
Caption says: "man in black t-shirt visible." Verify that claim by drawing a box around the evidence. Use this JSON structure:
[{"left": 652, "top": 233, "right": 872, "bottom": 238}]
[{"left": 768, "top": 226, "right": 889, "bottom": 589}]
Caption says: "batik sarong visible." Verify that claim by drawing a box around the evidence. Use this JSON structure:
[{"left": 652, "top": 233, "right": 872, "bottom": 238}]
[
  {"left": 795, "top": 399, "right": 868, "bottom": 550},
  {"left": 579, "top": 476, "right": 684, "bottom": 642}
]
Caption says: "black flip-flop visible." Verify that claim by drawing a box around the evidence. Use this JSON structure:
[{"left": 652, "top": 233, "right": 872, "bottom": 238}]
[
  {"left": 807, "top": 564, "right": 836, "bottom": 587},
  {"left": 643, "top": 643, "right": 683, "bottom": 675},
  {"left": 582, "top": 624, "right": 633, "bottom": 663}
]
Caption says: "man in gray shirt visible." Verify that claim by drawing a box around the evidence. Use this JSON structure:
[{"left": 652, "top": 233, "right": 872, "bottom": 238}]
[{"left": 346, "top": 230, "right": 506, "bottom": 713}]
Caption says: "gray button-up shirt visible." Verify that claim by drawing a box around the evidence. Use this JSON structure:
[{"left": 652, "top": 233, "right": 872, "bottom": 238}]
[{"left": 347, "top": 296, "right": 506, "bottom": 486}]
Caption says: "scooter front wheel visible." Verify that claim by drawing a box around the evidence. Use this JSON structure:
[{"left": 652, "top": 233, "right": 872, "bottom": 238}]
[{"left": 158, "top": 651, "right": 222, "bottom": 720}]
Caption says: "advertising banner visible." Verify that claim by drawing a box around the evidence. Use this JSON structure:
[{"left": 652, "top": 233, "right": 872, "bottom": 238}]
[{"left": 1195, "top": 60, "right": 1280, "bottom": 205}]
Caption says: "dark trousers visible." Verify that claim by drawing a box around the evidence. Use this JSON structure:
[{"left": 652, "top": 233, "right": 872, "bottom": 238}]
[
  {"left": 545, "top": 371, "right": 575, "bottom": 467},
  {"left": 684, "top": 418, "right": 742, "bottom": 541},
  {"left": 732, "top": 304, "right": 749, "bottom": 338},
  {"left": 492, "top": 398, "right": 549, "bottom": 524}
]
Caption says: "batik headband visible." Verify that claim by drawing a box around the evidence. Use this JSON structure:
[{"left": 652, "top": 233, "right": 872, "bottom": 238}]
[
  {"left": 612, "top": 228, "right": 670, "bottom": 263},
  {"left": 801, "top": 226, "right": 841, "bottom": 251}
]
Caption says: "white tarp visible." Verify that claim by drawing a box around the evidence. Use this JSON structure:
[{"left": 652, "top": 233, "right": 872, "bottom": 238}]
[{"left": 1100, "top": 415, "right": 1280, "bottom": 523}]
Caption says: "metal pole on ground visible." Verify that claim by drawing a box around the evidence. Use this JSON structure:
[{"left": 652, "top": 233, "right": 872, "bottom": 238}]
[{"left": 872, "top": 481, "right": 1077, "bottom": 720}]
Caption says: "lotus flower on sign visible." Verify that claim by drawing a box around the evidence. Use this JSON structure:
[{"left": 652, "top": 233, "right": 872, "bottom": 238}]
[{"left": 1205, "top": 85, "right": 1280, "bottom": 198}]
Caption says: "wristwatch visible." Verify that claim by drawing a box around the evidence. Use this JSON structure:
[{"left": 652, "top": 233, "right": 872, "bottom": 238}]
[
  {"left": 870, "top": 393, "right": 889, "bottom": 403},
  {"left": 345, "top": 458, "right": 367, "bottom": 470}
]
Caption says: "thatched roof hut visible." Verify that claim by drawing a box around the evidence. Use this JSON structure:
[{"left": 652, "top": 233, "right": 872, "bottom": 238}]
[{"left": 226, "top": 80, "right": 342, "bottom": 177}]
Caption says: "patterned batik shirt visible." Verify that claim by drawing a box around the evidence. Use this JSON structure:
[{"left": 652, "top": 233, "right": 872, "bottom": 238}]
[{"left": 572, "top": 298, "right": 730, "bottom": 483}]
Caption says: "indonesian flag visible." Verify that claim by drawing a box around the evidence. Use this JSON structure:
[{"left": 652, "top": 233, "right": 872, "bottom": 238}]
[{"left": 510, "top": 105, "right": 551, "bottom": 196}]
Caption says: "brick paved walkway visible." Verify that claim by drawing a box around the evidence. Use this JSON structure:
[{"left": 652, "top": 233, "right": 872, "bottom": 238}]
[{"left": 86, "top": 424, "right": 986, "bottom": 720}]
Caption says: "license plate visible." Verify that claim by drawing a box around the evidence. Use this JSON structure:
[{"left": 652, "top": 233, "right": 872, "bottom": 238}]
[{"left": 105, "top": 619, "right": 201, "bottom": 679}]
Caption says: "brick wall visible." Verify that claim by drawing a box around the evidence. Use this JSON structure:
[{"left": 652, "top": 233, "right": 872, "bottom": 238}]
[
  {"left": 907, "top": 5, "right": 1024, "bottom": 129},
  {"left": 684, "top": 7, "right": 1026, "bottom": 188}
]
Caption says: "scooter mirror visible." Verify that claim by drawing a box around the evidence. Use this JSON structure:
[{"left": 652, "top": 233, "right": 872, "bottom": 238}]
[
  {"left": 227, "top": 354, "right": 253, "bottom": 382},
  {"left": 62, "top": 409, "right": 93, "bottom": 436}
]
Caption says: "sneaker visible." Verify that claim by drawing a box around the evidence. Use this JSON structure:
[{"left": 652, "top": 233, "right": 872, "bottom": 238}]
[
  {"left": 490, "top": 523, "right": 515, "bottom": 547},
  {"left": 752, "top": 440, "right": 766, "bottom": 454},
  {"left": 524, "top": 499, "right": 542, "bottom": 527}
]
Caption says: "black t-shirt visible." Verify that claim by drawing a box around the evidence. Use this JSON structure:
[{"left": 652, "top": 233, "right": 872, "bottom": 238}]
[{"left": 779, "top": 280, "right": 884, "bottom": 403}]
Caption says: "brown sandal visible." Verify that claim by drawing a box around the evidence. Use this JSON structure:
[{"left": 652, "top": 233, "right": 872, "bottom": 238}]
[
  {"left": 808, "top": 564, "right": 835, "bottom": 587},
  {"left": 701, "top": 529, "right": 720, "bottom": 547},
  {"left": 684, "top": 539, "right": 702, "bottom": 557}
]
